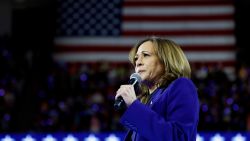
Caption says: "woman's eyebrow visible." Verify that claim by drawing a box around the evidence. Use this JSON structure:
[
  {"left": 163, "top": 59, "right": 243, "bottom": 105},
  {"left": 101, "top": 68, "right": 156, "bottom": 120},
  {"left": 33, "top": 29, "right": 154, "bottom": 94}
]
[{"left": 140, "top": 51, "right": 152, "bottom": 54}]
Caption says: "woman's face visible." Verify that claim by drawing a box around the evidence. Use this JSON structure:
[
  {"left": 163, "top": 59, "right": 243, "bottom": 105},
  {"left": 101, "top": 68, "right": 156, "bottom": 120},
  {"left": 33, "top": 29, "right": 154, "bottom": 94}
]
[{"left": 134, "top": 41, "right": 164, "bottom": 84}]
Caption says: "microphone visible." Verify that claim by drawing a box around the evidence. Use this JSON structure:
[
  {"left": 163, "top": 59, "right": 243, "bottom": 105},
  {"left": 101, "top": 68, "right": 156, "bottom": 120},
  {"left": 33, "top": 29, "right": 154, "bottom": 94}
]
[{"left": 114, "top": 73, "right": 142, "bottom": 110}]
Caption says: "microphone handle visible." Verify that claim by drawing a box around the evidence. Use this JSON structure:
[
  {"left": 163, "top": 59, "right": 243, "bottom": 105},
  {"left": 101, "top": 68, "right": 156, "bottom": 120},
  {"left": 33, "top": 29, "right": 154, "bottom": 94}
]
[
  {"left": 114, "top": 76, "right": 140, "bottom": 111},
  {"left": 114, "top": 96, "right": 126, "bottom": 110}
]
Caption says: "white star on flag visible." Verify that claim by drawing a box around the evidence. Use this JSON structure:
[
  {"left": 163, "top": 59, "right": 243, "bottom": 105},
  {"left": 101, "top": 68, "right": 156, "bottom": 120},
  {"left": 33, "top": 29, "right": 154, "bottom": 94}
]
[
  {"left": 22, "top": 135, "right": 36, "bottom": 141},
  {"left": 210, "top": 133, "right": 225, "bottom": 141},
  {"left": 232, "top": 133, "right": 246, "bottom": 141},
  {"left": 63, "top": 134, "right": 78, "bottom": 141},
  {"left": 84, "top": 134, "right": 99, "bottom": 141},
  {"left": 196, "top": 134, "right": 204, "bottom": 141},
  {"left": 105, "top": 134, "right": 120, "bottom": 141},
  {"left": 1, "top": 135, "right": 15, "bottom": 141},
  {"left": 42, "top": 135, "right": 57, "bottom": 141}
]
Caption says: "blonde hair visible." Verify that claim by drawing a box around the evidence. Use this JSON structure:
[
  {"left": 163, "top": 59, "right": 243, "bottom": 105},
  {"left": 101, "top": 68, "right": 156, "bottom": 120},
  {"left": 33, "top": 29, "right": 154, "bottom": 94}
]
[{"left": 129, "top": 36, "right": 191, "bottom": 103}]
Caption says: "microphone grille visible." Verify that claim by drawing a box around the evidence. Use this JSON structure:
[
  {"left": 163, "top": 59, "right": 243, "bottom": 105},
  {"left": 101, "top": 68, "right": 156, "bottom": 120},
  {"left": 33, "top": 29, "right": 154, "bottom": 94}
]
[{"left": 130, "top": 73, "right": 142, "bottom": 84}]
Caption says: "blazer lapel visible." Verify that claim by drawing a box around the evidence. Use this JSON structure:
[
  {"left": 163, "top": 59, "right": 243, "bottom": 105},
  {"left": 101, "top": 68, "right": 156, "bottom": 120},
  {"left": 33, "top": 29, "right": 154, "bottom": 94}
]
[{"left": 124, "top": 130, "right": 133, "bottom": 141}]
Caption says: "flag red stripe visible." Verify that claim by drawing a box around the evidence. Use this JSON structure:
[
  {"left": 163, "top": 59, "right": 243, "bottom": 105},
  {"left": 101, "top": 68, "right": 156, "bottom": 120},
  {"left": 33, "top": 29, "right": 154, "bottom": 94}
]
[
  {"left": 124, "top": 1, "right": 233, "bottom": 7},
  {"left": 56, "top": 60, "right": 235, "bottom": 68},
  {"left": 122, "top": 29, "right": 234, "bottom": 36},
  {"left": 54, "top": 45, "right": 235, "bottom": 53},
  {"left": 62, "top": 60, "right": 235, "bottom": 67},
  {"left": 182, "top": 46, "right": 235, "bottom": 51},
  {"left": 123, "top": 15, "right": 234, "bottom": 22}
]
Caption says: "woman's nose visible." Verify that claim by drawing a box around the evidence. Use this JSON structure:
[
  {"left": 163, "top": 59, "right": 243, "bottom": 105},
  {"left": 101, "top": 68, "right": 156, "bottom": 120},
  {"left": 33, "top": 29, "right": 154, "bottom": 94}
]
[{"left": 136, "top": 56, "right": 143, "bottom": 67}]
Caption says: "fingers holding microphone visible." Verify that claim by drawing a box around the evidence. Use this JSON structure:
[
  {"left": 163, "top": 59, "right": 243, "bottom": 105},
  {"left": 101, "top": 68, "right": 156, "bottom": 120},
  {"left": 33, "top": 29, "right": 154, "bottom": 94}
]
[
  {"left": 115, "top": 85, "right": 137, "bottom": 107},
  {"left": 114, "top": 73, "right": 141, "bottom": 110}
]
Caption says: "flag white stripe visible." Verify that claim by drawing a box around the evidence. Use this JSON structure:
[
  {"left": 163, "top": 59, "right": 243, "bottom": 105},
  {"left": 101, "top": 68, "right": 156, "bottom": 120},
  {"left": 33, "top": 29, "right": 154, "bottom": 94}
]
[
  {"left": 185, "top": 51, "right": 235, "bottom": 61},
  {"left": 53, "top": 51, "right": 234, "bottom": 62},
  {"left": 54, "top": 52, "right": 129, "bottom": 62},
  {"left": 123, "top": 6, "right": 234, "bottom": 16},
  {"left": 123, "top": 21, "right": 234, "bottom": 31},
  {"left": 54, "top": 36, "right": 235, "bottom": 46}
]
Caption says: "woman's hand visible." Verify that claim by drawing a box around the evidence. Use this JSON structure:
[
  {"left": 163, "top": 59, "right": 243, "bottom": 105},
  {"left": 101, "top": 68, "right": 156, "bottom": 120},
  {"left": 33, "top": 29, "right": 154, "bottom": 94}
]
[{"left": 115, "top": 85, "right": 137, "bottom": 107}]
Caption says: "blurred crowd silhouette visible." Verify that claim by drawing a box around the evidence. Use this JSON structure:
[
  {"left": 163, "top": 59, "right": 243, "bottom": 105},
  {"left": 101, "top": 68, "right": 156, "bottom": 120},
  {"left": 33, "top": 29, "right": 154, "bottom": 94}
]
[{"left": 1, "top": 35, "right": 250, "bottom": 133}]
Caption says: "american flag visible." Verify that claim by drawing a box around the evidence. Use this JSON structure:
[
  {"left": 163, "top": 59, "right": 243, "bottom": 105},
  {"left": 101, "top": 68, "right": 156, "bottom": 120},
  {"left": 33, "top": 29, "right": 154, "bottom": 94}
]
[{"left": 54, "top": 0, "right": 235, "bottom": 71}]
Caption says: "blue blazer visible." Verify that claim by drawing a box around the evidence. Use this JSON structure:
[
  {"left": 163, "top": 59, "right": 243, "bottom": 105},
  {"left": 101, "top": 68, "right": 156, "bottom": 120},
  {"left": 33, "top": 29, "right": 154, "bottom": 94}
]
[{"left": 120, "top": 77, "right": 199, "bottom": 141}]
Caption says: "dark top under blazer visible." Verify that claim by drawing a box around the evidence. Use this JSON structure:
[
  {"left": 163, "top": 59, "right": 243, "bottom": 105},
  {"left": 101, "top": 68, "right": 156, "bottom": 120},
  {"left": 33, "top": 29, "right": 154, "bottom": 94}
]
[{"left": 120, "top": 77, "right": 199, "bottom": 141}]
